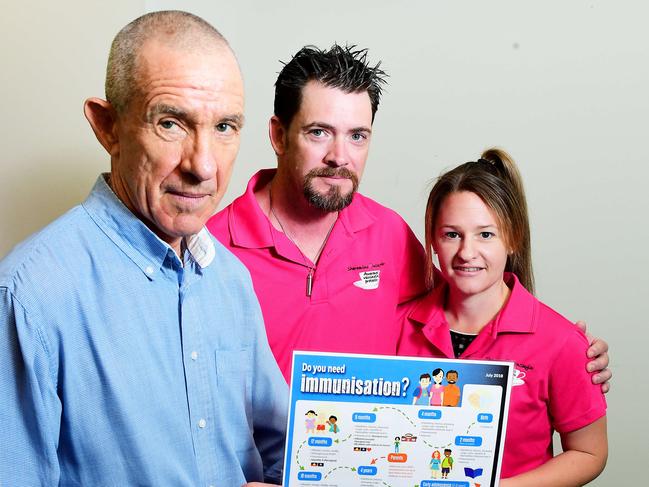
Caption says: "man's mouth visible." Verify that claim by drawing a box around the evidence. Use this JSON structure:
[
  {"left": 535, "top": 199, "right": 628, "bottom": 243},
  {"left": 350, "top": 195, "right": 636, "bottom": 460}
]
[
  {"left": 171, "top": 191, "right": 207, "bottom": 198},
  {"left": 166, "top": 189, "right": 213, "bottom": 209}
]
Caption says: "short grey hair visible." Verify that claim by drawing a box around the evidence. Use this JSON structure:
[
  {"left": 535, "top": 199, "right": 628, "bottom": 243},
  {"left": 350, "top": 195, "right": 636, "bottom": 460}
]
[{"left": 105, "top": 10, "right": 228, "bottom": 113}]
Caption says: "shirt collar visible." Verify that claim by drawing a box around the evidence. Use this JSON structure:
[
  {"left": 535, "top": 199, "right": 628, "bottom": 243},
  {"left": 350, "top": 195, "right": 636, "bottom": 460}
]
[
  {"left": 185, "top": 228, "right": 216, "bottom": 268},
  {"left": 82, "top": 175, "right": 215, "bottom": 278},
  {"left": 408, "top": 273, "right": 538, "bottom": 334},
  {"left": 229, "top": 168, "right": 376, "bottom": 249}
]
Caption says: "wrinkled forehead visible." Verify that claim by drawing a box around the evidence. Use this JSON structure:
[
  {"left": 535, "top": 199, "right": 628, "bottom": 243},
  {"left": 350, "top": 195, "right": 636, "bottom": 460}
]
[
  {"left": 134, "top": 39, "right": 241, "bottom": 89},
  {"left": 125, "top": 43, "right": 243, "bottom": 120}
]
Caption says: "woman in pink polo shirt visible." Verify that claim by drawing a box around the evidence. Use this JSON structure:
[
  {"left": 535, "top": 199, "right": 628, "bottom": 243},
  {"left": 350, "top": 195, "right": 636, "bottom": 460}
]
[{"left": 398, "top": 148, "right": 607, "bottom": 486}]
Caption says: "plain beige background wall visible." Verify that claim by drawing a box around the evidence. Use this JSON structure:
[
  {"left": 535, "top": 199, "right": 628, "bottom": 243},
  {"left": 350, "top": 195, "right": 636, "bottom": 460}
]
[{"left": 1, "top": 1, "right": 646, "bottom": 484}]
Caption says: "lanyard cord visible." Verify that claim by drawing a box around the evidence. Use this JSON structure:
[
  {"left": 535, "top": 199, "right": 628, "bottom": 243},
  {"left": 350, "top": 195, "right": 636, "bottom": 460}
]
[{"left": 268, "top": 187, "right": 337, "bottom": 297}]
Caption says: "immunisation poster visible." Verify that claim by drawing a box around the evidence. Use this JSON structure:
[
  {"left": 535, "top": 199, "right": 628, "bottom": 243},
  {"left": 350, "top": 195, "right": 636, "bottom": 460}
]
[{"left": 283, "top": 352, "right": 513, "bottom": 487}]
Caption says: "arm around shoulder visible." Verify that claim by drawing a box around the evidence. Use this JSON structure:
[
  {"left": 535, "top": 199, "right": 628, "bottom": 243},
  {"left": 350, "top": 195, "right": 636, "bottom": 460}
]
[{"left": 575, "top": 320, "right": 612, "bottom": 393}]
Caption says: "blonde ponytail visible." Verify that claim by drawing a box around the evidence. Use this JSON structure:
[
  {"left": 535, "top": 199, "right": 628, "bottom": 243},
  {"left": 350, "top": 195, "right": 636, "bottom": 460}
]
[{"left": 424, "top": 147, "right": 535, "bottom": 294}]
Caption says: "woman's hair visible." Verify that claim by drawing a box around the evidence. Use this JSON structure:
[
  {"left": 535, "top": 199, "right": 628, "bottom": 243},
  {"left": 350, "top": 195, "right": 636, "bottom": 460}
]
[{"left": 424, "top": 148, "right": 534, "bottom": 294}]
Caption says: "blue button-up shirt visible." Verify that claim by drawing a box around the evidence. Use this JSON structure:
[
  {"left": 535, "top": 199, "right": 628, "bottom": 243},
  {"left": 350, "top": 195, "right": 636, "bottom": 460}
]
[{"left": 0, "top": 176, "right": 288, "bottom": 486}]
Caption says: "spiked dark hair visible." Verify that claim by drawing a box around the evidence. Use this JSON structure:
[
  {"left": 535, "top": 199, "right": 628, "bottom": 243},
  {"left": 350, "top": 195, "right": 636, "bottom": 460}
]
[{"left": 274, "top": 44, "right": 387, "bottom": 128}]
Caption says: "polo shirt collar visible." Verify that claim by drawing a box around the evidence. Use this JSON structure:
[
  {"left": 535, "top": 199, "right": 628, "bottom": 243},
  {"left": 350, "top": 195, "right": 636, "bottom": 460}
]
[
  {"left": 229, "top": 169, "right": 275, "bottom": 248},
  {"left": 495, "top": 273, "right": 538, "bottom": 333},
  {"left": 229, "top": 168, "right": 376, "bottom": 250},
  {"left": 407, "top": 284, "right": 455, "bottom": 358},
  {"left": 82, "top": 174, "right": 215, "bottom": 278},
  {"left": 408, "top": 273, "right": 538, "bottom": 335},
  {"left": 338, "top": 191, "right": 376, "bottom": 235}
]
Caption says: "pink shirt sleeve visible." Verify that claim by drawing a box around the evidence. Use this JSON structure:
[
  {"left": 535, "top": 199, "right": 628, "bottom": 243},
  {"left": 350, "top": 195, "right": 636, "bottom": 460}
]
[
  {"left": 548, "top": 326, "right": 607, "bottom": 434},
  {"left": 396, "top": 221, "right": 427, "bottom": 304}
]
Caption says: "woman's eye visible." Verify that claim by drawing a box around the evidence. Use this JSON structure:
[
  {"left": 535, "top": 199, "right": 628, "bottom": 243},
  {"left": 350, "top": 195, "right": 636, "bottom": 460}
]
[
  {"left": 445, "top": 232, "right": 459, "bottom": 239},
  {"left": 480, "top": 232, "right": 494, "bottom": 239}
]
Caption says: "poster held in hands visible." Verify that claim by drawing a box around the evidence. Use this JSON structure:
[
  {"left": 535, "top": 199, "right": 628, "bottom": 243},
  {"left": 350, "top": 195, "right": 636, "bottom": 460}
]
[{"left": 283, "top": 351, "right": 513, "bottom": 487}]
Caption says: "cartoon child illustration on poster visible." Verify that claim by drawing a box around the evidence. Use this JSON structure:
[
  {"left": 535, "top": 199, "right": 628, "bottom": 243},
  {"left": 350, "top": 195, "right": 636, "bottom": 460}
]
[
  {"left": 430, "top": 450, "right": 442, "bottom": 479},
  {"left": 305, "top": 410, "right": 317, "bottom": 435},
  {"left": 443, "top": 370, "right": 461, "bottom": 407},
  {"left": 412, "top": 373, "right": 432, "bottom": 405},
  {"left": 326, "top": 415, "right": 340, "bottom": 433},
  {"left": 441, "top": 448, "right": 454, "bottom": 479},
  {"left": 394, "top": 436, "right": 401, "bottom": 453},
  {"left": 430, "top": 368, "right": 445, "bottom": 406}
]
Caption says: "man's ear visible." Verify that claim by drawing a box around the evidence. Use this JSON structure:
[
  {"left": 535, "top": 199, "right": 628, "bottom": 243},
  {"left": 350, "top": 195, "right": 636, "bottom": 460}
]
[
  {"left": 268, "top": 116, "right": 288, "bottom": 156},
  {"left": 84, "top": 98, "right": 120, "bottom": 156}
]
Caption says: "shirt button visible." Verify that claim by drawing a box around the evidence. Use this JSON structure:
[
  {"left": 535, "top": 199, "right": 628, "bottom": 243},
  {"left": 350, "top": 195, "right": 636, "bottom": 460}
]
[
  {"left": 191, "top": 351, "right": 199, "bottom": 361},
  {"left": 198, "top": 418, "right": 207, "bottom": 429},
  {"left": 144, "top": 265, "right": 154, "bottom": 275}
]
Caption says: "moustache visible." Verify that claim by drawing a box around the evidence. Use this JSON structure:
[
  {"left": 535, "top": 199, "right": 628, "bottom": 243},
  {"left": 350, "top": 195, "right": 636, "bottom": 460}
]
[
  {"left": 306, "top": 167, "right": 359, "bottom": 186},
  {"left": 309, "top": 167, "right": 355, "bottom": 179}
]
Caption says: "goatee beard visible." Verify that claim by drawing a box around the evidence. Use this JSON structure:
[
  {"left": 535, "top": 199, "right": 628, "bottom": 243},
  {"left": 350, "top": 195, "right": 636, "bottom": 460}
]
[{"left": 303, "top": 167, "right": 359, "bottom": 212}]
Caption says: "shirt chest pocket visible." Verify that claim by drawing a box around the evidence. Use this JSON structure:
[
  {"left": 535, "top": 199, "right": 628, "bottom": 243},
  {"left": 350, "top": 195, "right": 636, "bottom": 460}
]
[{"left": 214, "top": 349, "right": 254, "bottom": 439}]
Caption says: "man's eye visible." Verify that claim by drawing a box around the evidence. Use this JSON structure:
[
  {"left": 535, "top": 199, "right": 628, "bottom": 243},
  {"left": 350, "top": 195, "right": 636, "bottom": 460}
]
[
  {"left": 159, "top": 120, "right": 177, "bottom": 130},
  {"left": 216, "top": 123, "right": 233, "bottom": 133},
  {"left": 351, "top": 133, "right": 366, "bottom": 142},
  {"left": 310, "top": 129, "right": 325, "bottom": 137}
]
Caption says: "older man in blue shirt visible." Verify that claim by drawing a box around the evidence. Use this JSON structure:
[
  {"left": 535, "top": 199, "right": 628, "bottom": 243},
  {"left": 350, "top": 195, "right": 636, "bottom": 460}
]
[{"left": 0, "top": 11, "right": 286, "bottom": 487}]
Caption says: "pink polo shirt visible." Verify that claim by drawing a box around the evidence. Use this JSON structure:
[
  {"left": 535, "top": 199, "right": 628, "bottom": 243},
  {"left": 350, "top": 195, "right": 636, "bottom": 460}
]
[
  {"left": 397, "top": 273, "right": 606, "bottom": 478},
  {"left": 208, "top": 169, "right": 427, "bottom": 381}
]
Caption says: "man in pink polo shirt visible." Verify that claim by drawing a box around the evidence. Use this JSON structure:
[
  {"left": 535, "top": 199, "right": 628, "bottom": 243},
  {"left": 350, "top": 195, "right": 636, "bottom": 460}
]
[
  {"left": 208, "top": 45, "right": 426, "bottom": 380},
  {"left": 207, "top": 44, "right": 611, "bottom": 387}
]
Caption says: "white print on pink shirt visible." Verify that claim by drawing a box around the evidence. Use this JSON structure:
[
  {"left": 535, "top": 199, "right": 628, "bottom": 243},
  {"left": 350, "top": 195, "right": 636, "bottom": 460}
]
[
  {"left": 353, "top": 270, "right": 381, "bottom": 290},
  {"left": 513, "top": 368, "right": 527, "bottom": 386}
]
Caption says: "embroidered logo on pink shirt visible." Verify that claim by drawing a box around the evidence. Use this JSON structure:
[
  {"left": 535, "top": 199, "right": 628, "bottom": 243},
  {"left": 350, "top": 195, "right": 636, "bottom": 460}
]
[
  {"left": 513, "top": 368, "right": 527, "bottom": 386},
  {"left": 353, "top": 270, "right": 381, "bottom": 290}
]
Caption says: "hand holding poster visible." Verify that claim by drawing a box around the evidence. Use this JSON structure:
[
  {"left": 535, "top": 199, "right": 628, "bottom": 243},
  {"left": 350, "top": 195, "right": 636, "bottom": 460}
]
[{"left": 283, "top": 352, "right": 513, "bottom": 487}]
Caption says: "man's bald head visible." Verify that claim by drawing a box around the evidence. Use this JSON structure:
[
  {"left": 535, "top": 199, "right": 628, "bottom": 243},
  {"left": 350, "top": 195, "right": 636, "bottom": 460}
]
[{"left": 106, "top": 10, "right": 231, "bottom": 114}]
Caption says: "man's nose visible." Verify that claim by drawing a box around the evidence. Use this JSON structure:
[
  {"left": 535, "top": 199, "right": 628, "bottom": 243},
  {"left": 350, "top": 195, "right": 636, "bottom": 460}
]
[
  {"left": 184, "top": 131, "right": 217, "bottom": 181},
  {"left": 325, "top": 136, "right": 349, "bottom": 167}
]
